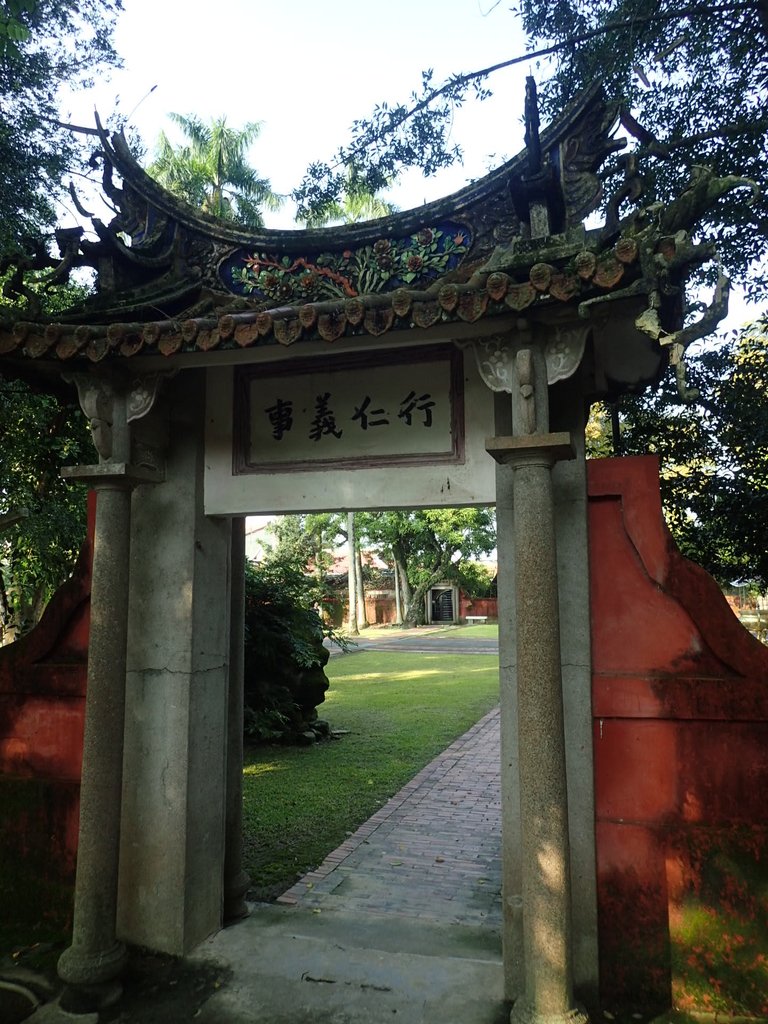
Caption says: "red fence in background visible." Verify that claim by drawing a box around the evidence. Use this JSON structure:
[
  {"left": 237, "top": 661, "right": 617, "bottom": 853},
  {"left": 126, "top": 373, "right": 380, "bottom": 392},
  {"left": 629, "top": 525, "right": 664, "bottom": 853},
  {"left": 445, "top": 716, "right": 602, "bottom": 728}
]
[{"left": 458, "top": 595, "right": 497, "bottom": 622}]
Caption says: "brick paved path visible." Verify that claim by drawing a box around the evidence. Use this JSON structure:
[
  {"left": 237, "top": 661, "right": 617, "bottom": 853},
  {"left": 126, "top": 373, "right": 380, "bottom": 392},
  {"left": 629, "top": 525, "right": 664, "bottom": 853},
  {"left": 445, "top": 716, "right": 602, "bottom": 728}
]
[{"left": 278, "top": 706, "right": 502, "bottom": 928}]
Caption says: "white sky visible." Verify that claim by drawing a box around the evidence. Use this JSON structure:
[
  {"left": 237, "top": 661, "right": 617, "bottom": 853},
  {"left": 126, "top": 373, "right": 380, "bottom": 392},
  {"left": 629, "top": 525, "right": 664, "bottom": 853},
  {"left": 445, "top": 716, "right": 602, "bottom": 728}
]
[{"left": 62, "top": 0, "right": 533, "bottom": 227}]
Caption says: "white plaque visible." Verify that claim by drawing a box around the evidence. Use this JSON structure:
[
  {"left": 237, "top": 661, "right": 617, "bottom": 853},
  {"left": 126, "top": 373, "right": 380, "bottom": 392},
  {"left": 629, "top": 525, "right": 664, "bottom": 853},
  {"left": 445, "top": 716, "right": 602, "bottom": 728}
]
[
  {"left": 234, "top": 346, "right": 463, "bottom": 473},
  {"left": 204, "top": 342, "right": 496, "bottom": 514}
]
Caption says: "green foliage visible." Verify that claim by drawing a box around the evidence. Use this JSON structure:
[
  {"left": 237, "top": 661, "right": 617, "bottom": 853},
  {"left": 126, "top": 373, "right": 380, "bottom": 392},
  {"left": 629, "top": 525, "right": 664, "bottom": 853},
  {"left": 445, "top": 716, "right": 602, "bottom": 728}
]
[
  {"left": 148, "top": 114, "right": 283, "bottom": 229},
  {"left": 517, "top": 0, "right": 768, "bottom": 298},
  {"left": 298, "top": 164, "right": 397, "bottom": 228},
  {"left": 0, "top": 0, "right": 36, "bottom": 50},
  {"left": 456, "top": 560, "right": 496, "bottom": 599},
  {"left": 293, "top": 66, "right": 492, "bottom": 224},
  {"left": 243, "top": 549, "right": 348, "bottom": 743},
  {"left": 359, "top": 508, "right": 496, "bottom": 625},
  {"left": 0, "top": 376, "right": 91, "bottom": 636},
  {"left": 0, "top": 0, "right": 123, "bottom": 257},
  {"left": 668, "top": 831, "right": 768, "bottom": 1015},
  {"left": 267, "top": 512, "right": 345, "bottom": 577},
  {"left": 0, "top": 274, "right": 95, "bottom": 636},
  {"left": 0, "top": 267, "right": 92, "bottom": 321},
  {"left": 245, "top": 554, "right": 328, "bottom": 670},
  {"left": 597, "top": 316, "right": 768, "bottom": 587},
  {"left": 242, "top": 648, "right": 500, "bottom": 899}
]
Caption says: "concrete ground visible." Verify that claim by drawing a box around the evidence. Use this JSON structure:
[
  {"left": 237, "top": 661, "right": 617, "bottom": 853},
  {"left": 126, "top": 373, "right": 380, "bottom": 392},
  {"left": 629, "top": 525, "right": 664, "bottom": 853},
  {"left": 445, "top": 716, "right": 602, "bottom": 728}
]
[
  {"left": 20, "top": 707, "right": 506, "bottom": 1024},
  {"left": 187, "top": 707, "right": 505, "bottom": 1023}
]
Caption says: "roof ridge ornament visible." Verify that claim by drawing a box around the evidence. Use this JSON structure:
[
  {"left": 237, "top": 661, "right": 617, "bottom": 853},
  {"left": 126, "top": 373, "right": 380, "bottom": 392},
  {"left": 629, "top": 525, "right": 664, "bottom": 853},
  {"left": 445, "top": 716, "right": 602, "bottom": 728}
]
[{"left": 515, "top": 76, "right": 562, "bottom": 239}]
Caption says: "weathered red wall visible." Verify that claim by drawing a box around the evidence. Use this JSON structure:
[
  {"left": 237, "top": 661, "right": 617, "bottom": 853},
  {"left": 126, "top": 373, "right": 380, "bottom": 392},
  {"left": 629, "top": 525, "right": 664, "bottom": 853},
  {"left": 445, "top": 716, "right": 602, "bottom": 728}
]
[
  {"left": 458, "top": 596, "right": 497, "bottom": 621},
  {"left": 0, "top": 494, "right": 93, "bottom": 936},
  {"left": 589, "top": 457, "right": 768, "bottom": 1015},
  {"left": 364, "top": 594, "right": 397, "bottom": 624}
]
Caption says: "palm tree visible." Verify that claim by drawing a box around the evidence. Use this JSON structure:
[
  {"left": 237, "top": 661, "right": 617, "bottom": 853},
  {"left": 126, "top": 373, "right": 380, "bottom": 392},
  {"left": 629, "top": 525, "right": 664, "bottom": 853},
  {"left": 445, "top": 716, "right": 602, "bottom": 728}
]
[
  {"left": 300, "top": 165, "right": 396, "bottom": 228},
  {"left": 148, "top": 114, "right": 283, "bottom": 229}
]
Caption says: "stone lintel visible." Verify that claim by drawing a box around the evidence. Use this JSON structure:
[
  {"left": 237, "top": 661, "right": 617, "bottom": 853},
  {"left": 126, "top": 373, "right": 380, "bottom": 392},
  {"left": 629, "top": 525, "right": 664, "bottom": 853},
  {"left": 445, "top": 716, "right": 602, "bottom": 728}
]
[
  {"left": 61, "top": 462, "right": 165, "bottom": 486},
  {"left": 485, "top": 432, "right": 574, "bottom": 465}
]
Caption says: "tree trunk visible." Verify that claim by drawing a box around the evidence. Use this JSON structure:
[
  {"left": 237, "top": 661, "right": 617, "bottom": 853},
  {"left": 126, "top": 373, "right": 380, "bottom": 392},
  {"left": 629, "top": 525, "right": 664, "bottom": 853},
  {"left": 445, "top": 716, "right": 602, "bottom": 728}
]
[
  {"left": 401, "top": 560, "right": 450, "bottom": 628},
  {"left": 355, "top": 542, "right": 368, "bottom": 627},
  {"left": 0, "top": 570, "right": 11, "bottom": 645},
  {"left": 402, "top": 578, "right": 431, "bottom": 627},
  {"left": 347, "top": 512, "right": 358, "bottom": 635},
  {"left": 393, "top": 554, "right": 402, "bottom": 625},
  {"left": 314, "top": 525, "right": 325, "bottom": 582},
  {"left": 392, "top": 539, "right": 413, "bottom": 627},
  {"left": 392, "top": 543, "right": 449, "bottom": 628}
]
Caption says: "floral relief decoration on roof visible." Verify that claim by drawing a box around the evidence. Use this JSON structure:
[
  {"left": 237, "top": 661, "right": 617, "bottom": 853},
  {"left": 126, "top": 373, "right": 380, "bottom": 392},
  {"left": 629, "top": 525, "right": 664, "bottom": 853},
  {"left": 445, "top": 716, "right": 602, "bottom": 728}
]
[{"left": 219, "top": 222, "right": 472, "bottom": 304}]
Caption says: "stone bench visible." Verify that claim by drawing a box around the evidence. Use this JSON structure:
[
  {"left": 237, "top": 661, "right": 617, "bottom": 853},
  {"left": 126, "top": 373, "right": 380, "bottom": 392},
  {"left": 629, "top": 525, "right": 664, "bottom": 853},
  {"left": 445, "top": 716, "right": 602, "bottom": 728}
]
[{"left": 465, "top": 615, "right": 488, "bottom": 625}]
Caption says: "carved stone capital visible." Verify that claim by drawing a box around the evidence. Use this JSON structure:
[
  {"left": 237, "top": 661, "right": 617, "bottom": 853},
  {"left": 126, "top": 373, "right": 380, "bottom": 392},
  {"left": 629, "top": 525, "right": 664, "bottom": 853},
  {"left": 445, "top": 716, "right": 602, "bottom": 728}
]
[
  {"left": 544, "top": 324, "right": 590, "bottom": 385},
  {"left": 126, "top": 373, "right": 167, "bottom": 424},
  {"left": 63, "top": 370, "right": 170, "bottom": 465},
  {"left": 62, "top": 372, "right": 117, "bottom": 458},
  {"left": 473, "top": 334, "right": 519, "bottom": 393},
  {"left": 485, "top": 432, "right": 575, "bottom": 466},
  {"left": 473, "top": 324, "right": 589, "bottom": 394}
]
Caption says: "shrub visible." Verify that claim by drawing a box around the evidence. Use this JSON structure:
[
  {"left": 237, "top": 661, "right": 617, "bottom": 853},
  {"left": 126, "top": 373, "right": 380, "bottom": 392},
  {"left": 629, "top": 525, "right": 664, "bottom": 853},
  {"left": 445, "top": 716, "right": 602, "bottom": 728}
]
[{"left": 243, "top": 554, "right": 346, "bottom": 743}]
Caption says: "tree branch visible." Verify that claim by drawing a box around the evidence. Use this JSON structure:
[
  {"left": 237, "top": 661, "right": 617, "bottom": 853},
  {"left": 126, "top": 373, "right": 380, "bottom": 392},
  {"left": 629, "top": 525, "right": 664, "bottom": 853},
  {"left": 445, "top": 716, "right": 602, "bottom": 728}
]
[
  {"left": 332, "top": 2, "right": 757, "bottom": 168},
  {"left": 38, "top": 115, "right": 101, "bottom": 136},
  {"left": 0, "top": 509, "right": 30, "bottom": 534},
  {"left": 620, "top": 111, "right": 768, "bottom": 158},
  {"left": 666, "top": 120, "right": 768, "bottom": 150}
]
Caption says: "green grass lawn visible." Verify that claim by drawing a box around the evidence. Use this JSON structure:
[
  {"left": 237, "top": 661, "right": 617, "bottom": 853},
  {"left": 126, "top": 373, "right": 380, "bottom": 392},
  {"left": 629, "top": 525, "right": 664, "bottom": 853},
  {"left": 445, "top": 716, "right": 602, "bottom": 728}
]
[
  {"left": 441, "top": 623, "right": 499, "bottom": 639},
  {"left": 345, "top": 622, "right": 499, "bottom": 642},
  {"left": 242, "top": 649, "right": 500, "bottom": 900}
]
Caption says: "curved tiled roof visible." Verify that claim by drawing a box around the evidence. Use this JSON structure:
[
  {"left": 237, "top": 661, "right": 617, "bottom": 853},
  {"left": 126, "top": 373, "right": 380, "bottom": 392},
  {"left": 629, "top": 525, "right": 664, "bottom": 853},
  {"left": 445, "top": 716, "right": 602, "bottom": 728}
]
[
  {"left": 1, "top": 227, "right": 645, "bottom": 362},
  {"left": 0, "top": 82, "right": 747, "bottom": 370}
]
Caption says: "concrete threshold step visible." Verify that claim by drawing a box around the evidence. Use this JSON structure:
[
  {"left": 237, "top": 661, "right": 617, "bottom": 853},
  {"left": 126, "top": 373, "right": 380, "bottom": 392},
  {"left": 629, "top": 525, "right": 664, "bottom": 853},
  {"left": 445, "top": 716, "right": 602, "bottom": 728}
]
[
  {"left": 188, "top": 902, "right": 507, "bottom": 1024},
  {"left": 293, "top": 868, "right": 502, "bottom": 926},
  {"left": 217, "top": 902, "right": 502, "bottom": 962}
]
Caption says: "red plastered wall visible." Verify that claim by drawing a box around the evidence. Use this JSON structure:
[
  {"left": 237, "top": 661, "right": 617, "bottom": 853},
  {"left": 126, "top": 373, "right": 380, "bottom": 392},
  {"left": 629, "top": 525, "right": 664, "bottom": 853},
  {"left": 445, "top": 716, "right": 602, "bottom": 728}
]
[
  {"left": 0, "top": 492, "right": 93, "bottom": 905},
  {"left": 589, "top": 457, "right": 768, "bottom": 1015}
]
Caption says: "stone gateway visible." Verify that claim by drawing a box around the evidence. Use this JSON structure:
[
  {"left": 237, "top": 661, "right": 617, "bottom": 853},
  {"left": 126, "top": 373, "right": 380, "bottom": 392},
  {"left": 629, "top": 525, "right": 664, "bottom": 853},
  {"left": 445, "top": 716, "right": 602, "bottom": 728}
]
[{"left": 0, "top": 80, "right": 753, "bottom": 1020}]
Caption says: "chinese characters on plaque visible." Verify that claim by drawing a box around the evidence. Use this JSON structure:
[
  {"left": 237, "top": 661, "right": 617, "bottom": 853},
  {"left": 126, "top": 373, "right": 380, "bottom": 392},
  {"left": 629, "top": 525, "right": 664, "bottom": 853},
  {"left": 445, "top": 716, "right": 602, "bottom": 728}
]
[{"left": 235, "top": 348, "right": 462, "bottom": 472}]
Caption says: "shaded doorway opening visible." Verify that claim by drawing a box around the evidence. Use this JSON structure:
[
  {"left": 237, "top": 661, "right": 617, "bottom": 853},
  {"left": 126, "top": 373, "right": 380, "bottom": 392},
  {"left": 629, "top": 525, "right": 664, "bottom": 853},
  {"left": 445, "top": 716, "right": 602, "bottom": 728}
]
[{"left": 430, "top": 587, "right": 455, "bottom": 623}]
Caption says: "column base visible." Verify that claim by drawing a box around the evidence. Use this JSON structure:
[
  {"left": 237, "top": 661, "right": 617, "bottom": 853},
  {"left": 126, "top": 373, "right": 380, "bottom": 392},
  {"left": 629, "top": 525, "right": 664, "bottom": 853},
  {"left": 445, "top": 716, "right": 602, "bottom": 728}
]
[
  {"left": 59, "top": 979, "right": 122, "bottom": 1015},
  {"left": 57, "top": 939, "right": 127, "bottom": 989},
  {"left": 510, "top": 999, "right": 589, "bottom": 1024},
  {"left": 223, "top": 870, "right": 251, "bottom": 923}
]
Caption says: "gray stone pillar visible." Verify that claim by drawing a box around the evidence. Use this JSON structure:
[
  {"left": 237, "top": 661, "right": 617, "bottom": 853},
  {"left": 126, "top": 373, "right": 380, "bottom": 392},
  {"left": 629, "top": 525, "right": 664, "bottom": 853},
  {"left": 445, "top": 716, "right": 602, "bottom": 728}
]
[
  {"left": 118, "top": 371, "right": 230, "bottom": 954},
  {"left": 494, "top": 394, "right": 523, "bottom": 1002},
  {"left": 57, "top": 375, "right": 164, "bottom": 1009},
  {"left": 57, "top": 478, "right": 131, "bottom": 1003},
  {"left": 513, "top": 446, "right": 580, "bottom": 1023},
  {"left": 486, "top": 343, "right": 587, "bottom": 1024},
  {"left": 224, "top": 516, "right": 250, "bottom": 922}
]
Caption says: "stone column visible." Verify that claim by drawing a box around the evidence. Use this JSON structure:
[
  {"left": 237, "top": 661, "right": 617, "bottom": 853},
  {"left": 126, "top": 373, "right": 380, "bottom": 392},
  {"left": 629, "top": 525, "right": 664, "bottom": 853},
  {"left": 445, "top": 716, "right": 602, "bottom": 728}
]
[
  {"left": 57, "top": 375, "right": 164, "bottom": 1010},
  {"left": 56, "top": 475, "right": 131, "bottom": 1006},
  {"left": 117, "top": 370, "right": 230, "bottom": 954},
  {"left": 486, "top": 343, "right": 587, "bottom": 1024},
  {"left": 224, "top": 516, "right": 250, "bottom": 922},
  {"left": 493, "top": 393, "right": 523, "bottom": 1002}
]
